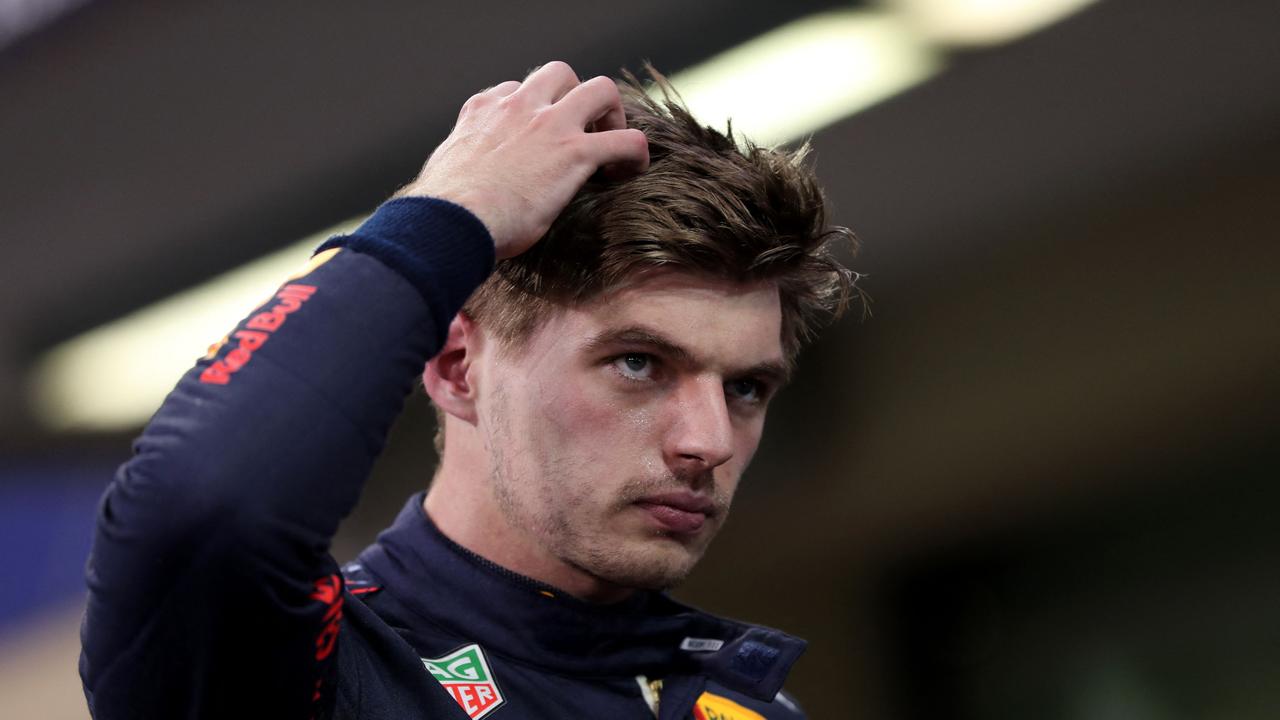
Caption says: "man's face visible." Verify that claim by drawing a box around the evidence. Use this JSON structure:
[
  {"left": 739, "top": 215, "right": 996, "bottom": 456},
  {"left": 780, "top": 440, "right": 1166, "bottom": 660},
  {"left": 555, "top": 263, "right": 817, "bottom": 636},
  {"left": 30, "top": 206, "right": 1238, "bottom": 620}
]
[{"left": 473, "top": 270, "right": 787, "bottom": 592}]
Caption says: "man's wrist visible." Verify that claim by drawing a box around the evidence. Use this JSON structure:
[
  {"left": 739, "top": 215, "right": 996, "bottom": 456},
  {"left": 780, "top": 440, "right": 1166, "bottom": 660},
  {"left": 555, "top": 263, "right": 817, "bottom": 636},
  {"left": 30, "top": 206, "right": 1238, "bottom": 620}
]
[{"left": 317, "top": 196, "right": 496, "bottom": 308}]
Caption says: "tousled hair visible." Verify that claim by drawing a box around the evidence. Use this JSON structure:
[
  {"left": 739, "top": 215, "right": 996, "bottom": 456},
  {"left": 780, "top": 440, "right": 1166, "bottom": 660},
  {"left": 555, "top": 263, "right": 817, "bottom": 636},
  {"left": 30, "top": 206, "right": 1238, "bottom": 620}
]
[{"left": 433, "top": 65, "right": 861, "bottom": 453}]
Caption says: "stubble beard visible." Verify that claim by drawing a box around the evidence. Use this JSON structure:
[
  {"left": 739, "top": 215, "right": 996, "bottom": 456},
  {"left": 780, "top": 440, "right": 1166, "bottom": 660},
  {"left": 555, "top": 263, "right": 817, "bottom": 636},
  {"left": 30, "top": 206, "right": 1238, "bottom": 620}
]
[
  {"left": 488, "top": 437, "right": 729, "bottom": 593},
  {"left": 569, "top": 474, "right": 728, "bottom": 592}
]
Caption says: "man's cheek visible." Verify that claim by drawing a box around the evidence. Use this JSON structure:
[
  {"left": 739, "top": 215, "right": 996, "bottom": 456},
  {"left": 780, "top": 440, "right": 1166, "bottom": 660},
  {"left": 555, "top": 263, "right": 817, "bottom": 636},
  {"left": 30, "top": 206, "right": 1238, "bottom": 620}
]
[
  {"left": 541, "top": 382, "right": 630, "bottom": 436},
  {"left": 734, "top": 424, "right": 766, "bottom": 470}
]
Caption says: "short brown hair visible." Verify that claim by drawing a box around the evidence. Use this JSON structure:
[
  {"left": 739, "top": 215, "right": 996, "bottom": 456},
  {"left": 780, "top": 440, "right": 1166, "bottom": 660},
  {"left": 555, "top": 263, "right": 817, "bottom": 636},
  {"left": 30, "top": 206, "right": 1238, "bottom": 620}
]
[
  {"left": 433, "top": 66, "right": 860, "bottom": 452},
  {"left": 465, "top": 64, "right": 855, "bottom": 358}
]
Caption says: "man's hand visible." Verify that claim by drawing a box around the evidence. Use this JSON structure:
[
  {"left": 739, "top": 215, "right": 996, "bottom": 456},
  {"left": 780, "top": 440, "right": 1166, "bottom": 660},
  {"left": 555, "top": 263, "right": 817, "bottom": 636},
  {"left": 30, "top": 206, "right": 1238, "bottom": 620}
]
[{"left": 396, "top": 61, "right": 650, "bottom": 260}]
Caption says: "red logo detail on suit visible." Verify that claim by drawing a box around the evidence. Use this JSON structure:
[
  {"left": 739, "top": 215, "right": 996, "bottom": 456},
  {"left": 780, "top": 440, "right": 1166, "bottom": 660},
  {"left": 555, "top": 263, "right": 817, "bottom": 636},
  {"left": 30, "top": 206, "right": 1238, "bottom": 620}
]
[{"left": 200, "top": 284, "right": 317, "bottom": 385}]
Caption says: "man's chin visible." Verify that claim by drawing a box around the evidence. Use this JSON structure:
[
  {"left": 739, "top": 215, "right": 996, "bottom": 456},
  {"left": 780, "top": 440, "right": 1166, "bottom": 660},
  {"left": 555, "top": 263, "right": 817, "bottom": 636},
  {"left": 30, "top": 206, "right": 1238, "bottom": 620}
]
[
  {"left": 596, "top": 565, "right": 690, "bottom": 593},
  {"left": 578, "top": 536, "right": 705, "bottom": 592}
]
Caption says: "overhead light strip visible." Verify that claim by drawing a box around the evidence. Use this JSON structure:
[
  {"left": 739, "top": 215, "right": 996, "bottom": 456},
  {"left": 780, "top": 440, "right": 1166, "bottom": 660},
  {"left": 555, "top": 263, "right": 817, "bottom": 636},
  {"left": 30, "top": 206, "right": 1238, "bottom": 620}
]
[
  {"left": 888, "top": 0, "right": 1101, "bottom": 47},
  {"left": 664, "top": 9, "right": 940, "bottom": 147},
  {"left": 29, "top": 222, "right": 357, "bottom": 430}
]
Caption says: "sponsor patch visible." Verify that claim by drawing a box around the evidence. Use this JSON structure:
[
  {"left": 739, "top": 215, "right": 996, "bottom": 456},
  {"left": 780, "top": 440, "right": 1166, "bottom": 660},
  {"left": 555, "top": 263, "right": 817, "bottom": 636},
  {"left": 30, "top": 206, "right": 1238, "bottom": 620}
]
[
  {"left": 692, "top": 691, "right": 765, "bottom": 720},
  {"left": 199, "top": 248, "right": 337, "bottom": 380},
  {"left": 423, "top": 644, "right": 505, "bottom": 719},
  {"left": 680, "top": 637, "right": 725, "bottom": 652},
  {"left": 199, "top": 283, "right": 316, "bottom": 385}
]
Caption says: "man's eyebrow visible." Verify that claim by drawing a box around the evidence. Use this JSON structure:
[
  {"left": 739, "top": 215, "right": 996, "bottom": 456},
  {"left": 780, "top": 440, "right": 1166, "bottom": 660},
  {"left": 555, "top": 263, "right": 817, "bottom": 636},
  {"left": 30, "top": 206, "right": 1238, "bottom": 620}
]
[
  {"left": 581, "top": 326, "right": 694, "bottom": 364},
  {"left": 744, "top": 360, "right": 793, "bottom": 389},
  {"left": 580, "top": 325, "right": 792, "bottom": 387}
]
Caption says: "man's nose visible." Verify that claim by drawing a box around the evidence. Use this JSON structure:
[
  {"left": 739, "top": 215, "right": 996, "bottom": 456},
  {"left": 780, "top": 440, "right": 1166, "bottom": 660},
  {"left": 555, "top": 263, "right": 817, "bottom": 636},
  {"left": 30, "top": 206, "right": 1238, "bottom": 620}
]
[{"left": 664, "top": 377, "right": 734, "bottom": 476}]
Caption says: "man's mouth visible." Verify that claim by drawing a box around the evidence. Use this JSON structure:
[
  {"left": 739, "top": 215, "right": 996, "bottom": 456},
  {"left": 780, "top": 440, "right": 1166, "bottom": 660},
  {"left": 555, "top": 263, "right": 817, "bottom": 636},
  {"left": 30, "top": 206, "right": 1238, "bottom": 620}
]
[{"left": 634, "top": 492, "right": 716, "bottom": 534}]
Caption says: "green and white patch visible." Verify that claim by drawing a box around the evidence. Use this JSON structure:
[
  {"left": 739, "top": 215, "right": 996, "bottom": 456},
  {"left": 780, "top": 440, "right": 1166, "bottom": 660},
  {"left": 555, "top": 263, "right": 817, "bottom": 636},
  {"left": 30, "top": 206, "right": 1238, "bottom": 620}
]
[{"left": 422, "top": 644, "right": 505, "bottom": 719}]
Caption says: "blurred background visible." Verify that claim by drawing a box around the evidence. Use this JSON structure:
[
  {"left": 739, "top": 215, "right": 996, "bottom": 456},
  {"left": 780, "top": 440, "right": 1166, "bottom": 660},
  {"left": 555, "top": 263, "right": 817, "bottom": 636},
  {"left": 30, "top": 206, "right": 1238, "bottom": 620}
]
[{"left": 2, "top": 1, "right": 1278, "bottom": 717}]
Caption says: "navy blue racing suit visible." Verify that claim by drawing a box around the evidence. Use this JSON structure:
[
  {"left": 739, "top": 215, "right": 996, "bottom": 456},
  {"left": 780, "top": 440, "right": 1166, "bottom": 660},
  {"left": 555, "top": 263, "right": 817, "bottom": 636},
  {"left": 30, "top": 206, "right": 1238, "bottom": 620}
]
[{"left": 79, "top": 197, "right": 807, "bottom": 719}]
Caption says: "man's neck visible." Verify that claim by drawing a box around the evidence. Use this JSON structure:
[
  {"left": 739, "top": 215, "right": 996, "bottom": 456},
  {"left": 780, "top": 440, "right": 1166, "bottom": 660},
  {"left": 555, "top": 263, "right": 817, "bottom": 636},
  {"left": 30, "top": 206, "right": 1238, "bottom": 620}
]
[{"left": 423, "top": 457, "right": 635, "bottom": 604}]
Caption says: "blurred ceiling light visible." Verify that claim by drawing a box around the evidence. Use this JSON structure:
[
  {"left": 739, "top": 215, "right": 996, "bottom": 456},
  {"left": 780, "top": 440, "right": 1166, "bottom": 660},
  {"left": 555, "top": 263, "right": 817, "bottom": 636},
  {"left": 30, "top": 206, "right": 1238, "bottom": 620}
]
[
  {"left": 29, "top": 221, "right": 358, "bottom": 431},
  {"left": 667, "top": 9, "right": 941, "bottom": 147},
  {"left": 889, "top": 0, "right": 1100, "bottom": 46}
]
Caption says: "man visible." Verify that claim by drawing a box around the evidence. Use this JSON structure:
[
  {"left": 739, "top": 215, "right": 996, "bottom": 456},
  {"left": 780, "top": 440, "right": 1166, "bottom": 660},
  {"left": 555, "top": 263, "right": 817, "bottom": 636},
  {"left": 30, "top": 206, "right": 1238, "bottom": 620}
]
[{"left": 80, "top": 61, "right": 855, "bottom": 719}]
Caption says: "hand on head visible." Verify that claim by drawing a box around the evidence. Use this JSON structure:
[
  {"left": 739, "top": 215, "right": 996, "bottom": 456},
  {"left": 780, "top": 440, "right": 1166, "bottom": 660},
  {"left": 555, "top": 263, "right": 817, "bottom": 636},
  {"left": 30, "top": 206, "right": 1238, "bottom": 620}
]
[{"left": 396, "top": 61, "right": 650, "bottom": 260}]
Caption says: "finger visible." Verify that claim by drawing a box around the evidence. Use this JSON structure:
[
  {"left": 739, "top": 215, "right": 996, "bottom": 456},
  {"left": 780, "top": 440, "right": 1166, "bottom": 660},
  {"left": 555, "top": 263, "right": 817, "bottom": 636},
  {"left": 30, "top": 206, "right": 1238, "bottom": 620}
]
[
  {"left": 481, "top": 80, "right": 521, "bottom": 98},
  {"left": 516, "top": 60, "right": 581, "bottom": 105},
  {"left": 582, "top": 128, "right": 650, "bottom": 179},
  {"left": 556, "top": 75, "right": 627, "bottom": 133}
]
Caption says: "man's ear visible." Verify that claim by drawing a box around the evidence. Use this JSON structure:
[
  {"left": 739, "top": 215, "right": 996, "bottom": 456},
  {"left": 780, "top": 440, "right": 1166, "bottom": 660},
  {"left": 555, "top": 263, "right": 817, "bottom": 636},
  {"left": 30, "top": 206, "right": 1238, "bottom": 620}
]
[{"left": 423, "top": 312, "right": 480, "bottom": 425}]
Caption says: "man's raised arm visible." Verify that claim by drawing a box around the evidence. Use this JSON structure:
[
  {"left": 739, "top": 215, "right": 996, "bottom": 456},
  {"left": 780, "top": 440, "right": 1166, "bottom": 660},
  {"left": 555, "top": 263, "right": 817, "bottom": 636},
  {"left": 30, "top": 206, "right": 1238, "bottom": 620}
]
[{"left": 79, "top": 61, "right": 647, "bottom": 719}]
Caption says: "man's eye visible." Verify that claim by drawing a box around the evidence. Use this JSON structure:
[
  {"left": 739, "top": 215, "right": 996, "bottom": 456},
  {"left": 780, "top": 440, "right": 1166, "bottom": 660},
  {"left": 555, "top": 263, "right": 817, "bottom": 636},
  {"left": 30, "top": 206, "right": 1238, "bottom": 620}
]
[
  {"left": 726, "top": 378, "right": 763, "bottom": 403},
  {"left": 612, "top": 353, "right": 655, "bottom": 381}
]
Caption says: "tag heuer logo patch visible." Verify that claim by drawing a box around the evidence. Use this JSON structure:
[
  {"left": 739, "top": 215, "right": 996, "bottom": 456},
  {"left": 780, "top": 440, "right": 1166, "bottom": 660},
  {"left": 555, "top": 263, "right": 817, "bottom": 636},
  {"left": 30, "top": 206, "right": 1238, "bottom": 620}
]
[{"left": 422, "top": 644, "right": 505, "bottom": 719}]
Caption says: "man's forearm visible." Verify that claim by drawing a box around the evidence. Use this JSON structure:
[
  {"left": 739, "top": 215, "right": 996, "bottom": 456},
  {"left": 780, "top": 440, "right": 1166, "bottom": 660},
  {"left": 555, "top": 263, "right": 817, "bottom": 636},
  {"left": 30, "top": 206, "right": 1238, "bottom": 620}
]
[{"left": 80, "top": 197, "right": 494, "bottom": 717}]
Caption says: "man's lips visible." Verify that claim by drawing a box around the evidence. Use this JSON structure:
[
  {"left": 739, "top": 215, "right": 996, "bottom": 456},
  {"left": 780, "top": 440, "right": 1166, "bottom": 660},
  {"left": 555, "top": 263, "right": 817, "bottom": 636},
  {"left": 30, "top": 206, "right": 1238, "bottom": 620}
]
[{"left": 634, "top": 492, "right": 716, "bottom": 534}]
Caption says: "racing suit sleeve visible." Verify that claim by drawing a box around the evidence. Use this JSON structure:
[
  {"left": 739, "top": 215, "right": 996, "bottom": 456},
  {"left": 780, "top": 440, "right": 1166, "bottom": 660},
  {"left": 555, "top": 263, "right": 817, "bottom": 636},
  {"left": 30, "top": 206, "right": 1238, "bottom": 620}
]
[{"left": 79, "top": 197, "right": 494, "bottom": 718}]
